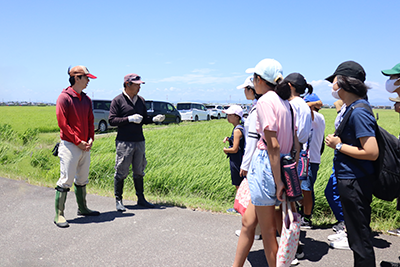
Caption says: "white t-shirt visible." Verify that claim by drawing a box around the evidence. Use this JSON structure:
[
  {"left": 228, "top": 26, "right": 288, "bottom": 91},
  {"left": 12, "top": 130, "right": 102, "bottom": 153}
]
[
  {"left": 290, "top": 97, "right": 312, "bottom": 144},
  {"left": 308, "top": 111, "right": 325, "bottom": 164}
]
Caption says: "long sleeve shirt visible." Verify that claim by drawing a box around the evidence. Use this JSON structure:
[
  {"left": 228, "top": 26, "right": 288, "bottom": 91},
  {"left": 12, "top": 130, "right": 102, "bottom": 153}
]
[
  {"left": 56, "top": 87, "right": 94, "bottom": 145},
  {"left": 108, "top": 93, "right": 152, "bottom": 142}
]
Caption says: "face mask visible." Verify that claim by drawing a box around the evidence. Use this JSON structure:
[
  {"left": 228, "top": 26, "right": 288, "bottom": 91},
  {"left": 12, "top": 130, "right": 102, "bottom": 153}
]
[
  {"left": 331, "top": 87, "right": 341, "bottom": 99},
  {"left": 385, "top": 79, "right": 400, "bottom": 93}
]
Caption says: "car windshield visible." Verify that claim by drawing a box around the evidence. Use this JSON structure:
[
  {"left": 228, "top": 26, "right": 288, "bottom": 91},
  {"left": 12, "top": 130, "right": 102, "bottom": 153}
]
[
  {"left": 145, "top": 102, "right": 152, "bottom": 110},
  {"left": 206, "top": 105, "right": 215, "bottom": 109},
  {"left": 177, "top": 103, "right": 191, "bottom": 110}
]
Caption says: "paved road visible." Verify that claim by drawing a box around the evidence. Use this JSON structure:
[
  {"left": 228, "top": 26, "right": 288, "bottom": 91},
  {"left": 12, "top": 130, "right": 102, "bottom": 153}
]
[{"left": 0, "top": 177, "right": 399, "bottom": 267}]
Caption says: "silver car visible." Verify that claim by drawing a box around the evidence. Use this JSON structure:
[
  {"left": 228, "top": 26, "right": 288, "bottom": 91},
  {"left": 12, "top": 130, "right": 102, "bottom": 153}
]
[
  {"left": 92, "top": 99, "right": 115, "bottom": 132},
  {"left": 205, "top": 105, "right": 226, "bottom": 119}
]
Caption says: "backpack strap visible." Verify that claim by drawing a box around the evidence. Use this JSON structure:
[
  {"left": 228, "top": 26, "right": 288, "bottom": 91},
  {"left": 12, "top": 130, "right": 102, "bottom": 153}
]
[
  {"left": 335, "top": 102, "right": 374, "bottom": 136},
  {"left": 334, "top": 102, "right": 376, "bottom": 177},
  {"left": 235, "top": 124, "right": 245, "bottom": 152},
  {"left": 262, "top": 103, "right": 296, "bottom": 158}
]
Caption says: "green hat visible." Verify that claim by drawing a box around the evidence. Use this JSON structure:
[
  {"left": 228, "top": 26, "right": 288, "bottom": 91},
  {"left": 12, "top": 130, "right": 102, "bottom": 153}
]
[{"left": 381, "top": 63, "right": 400, "bottom": 76}]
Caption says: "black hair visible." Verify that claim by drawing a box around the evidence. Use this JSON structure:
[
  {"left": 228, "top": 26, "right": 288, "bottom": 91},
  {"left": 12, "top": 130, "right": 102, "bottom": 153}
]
[
  {"left": 293, "top": 82, "right": 313, "bottom": 96},
  {"left": 336, "top": 75, "right": 369, "bottom": 98},
  {"left": 275, "top": 81, "right": 291, "bottom": 100},
  {"left": 123, "top": 82, "right": 132, "bottom": 88},
  {"left": 69, "top": 76, "right": 75, "bottom": 86},
  {"left": 69, "top": 75, "right": 83, "bottom": 86},
  {"left": 254, "top": 74, "right": 289, "bottom": 100},
  {"left": 254, "top": 73, "right": 289, "bottom": 99},
  {"left": 246, "top": 86, "right": 262, "bottom": 100}
]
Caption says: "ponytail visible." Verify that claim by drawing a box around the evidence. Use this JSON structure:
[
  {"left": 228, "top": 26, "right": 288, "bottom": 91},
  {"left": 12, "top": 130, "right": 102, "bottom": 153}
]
[
  {"left": 305, "top": 83, "right": 313, "bottom": 95},
  {"left": 275, "top": 80, "right": 291, "bottom": 100}
]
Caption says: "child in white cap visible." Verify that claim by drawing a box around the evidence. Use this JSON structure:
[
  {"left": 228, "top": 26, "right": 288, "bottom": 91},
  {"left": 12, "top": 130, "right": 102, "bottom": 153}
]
[{"left": 223, "top": 105, "right": 245, "bottom": 206}]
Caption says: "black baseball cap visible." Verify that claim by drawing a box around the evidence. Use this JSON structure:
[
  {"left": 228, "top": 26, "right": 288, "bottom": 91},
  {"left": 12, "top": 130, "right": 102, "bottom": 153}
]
[
  {"left": 325, "top": 61, "right": 366, "bottom": 83},
  {"left": 284, "top": 73, "right": 307, "bottom": 90}
]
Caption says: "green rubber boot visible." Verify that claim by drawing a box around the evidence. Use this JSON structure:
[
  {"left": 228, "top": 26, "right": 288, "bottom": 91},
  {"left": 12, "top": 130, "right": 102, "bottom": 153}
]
[
  {"left": 54, "top": 187, "right": 69, "bottom": 228},
  {"left": 74, "top": 184, "right": 100, "bottom": 216}
]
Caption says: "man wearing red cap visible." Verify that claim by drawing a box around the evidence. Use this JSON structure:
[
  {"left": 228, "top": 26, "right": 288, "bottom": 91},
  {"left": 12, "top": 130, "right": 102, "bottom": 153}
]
[
  {"left": 54, "top": 65, "right": 100, "bottom": 228},
  {"left": 109, "top": 73, "right": 164, "bottom": 211}
]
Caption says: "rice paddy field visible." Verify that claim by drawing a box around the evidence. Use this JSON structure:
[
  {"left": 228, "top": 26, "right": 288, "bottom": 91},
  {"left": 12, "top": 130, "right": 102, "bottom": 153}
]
[{"left": 0, "top": 105, "right": 399, "bottom": 231}]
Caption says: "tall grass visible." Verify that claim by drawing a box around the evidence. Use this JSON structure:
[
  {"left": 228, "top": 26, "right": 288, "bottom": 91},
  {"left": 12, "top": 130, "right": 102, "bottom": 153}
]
[{"left": 0, "top": 107, "right": 399, "bottom": 230}]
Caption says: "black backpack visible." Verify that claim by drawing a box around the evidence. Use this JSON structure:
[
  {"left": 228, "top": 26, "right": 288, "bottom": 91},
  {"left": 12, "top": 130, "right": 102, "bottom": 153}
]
[{"left": 335, "top": 102, "right": 400, "bottom": 201}]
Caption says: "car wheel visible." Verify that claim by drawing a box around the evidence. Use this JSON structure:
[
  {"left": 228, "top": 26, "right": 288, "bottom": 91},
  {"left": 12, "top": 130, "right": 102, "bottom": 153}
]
[
  {"left": 194, "top": 115, "right": 199, "bottom": 121},
  {"left": 207, "top": 115, "right": 210, "bottom": 121},
  {"left": 175, "top": 116, "right": 181, "bottom": 124},
  {"left": 99, "top": 120, "right": 107, "bottom": 132},
  {"left": 217, "top": 113, "right": 221, "bottom": 119}
]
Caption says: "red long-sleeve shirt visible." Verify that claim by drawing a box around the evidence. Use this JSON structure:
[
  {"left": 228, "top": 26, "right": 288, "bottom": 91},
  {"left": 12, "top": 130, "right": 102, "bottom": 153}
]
[{"left": 56, "top": 87, "right": 94, "bottom": 145}]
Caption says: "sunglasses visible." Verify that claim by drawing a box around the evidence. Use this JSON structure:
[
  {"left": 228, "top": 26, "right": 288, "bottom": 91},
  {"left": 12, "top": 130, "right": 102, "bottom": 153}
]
[{"left": 129, "top": 76, "right": 141, "bottom": 81}]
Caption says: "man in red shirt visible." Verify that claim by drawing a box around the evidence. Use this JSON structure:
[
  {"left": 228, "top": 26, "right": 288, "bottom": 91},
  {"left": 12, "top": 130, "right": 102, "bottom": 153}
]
[{"left": 54, "top": 65, "right": 100, "bottom": 228}]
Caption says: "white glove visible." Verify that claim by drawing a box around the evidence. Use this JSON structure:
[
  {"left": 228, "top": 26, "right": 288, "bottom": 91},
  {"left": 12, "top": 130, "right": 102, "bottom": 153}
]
[
  {"left": 152, "top": 114, "right": 165, "bottom": 123},
  {"left": 128, "top": 114, "right": 143, "bottom": 124}
]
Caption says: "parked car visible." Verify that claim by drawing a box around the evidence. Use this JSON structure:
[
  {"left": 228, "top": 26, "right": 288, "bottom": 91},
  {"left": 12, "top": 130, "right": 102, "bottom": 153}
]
[
  {"left": 177, "top": 102, "right": 210, "bottom": 121},
  {"left": 92, "top": 99, "right": 115, "bottom": 132},
  {"left": 205, "top": 105, "right": 227, "bottom": 119},
  {"left": 145, "top": 100, "right": 181, "bottom": 124},
  {"left": 242, "top": 105, "right": 250, "bottom": 118}
]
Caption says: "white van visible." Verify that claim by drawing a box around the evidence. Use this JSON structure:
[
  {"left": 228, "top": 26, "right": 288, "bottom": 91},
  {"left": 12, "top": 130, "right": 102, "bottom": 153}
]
[
  {"left": 177, "top": 102, "right": 210, "bottom": 121},
  {"left": 92, "top": 99, "right": 115, "bottom": 132}
]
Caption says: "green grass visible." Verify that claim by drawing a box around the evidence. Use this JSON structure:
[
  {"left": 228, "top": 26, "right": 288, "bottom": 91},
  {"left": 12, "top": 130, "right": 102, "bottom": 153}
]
[
  {"left": 0, "top": 106, "right": 59, "bottom": 133},
  {"left": 0, "top": 106, "right": 399, "bottom": 231}
]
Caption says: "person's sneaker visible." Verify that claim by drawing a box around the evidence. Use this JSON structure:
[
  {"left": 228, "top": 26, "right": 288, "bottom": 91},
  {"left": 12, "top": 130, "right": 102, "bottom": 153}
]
[
  {"left": 296, "top": 245, "right": 304, "bottom": 259},
  {"left": 332, "top": 221, "right": 345, "bottom": 232},
  {"left": 387, "top": 228, "right": 400, "bottom": 237},
  {"left": 380, "top": 261, "right": 400, "bottom": 267},
  {"left": 300, "top": 216, "right": 312, "bottom": 229},
  {"left": 330, "top": 236, "right": 350, "bottom": 250},
  {"left": 226, "top": 208, "right": 238, "bottom": 213},
  {"left": 235, "top": 229, "right": 262, "bottom": 240},
  {"left": 328, "top": 230, "right": 347, "bottom": 241},
  {"left": 290, "top": 258, "right": 299, "bottom": 265}
]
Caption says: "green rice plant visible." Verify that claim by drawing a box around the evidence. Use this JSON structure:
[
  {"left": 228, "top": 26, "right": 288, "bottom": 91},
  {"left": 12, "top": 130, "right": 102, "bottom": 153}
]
[
  {"left": 0, "top": 124, "right": 16, "bottom": 141},
  {"left": 30, "top": 149, "right": 52, "bottom": 170},
  {"left": 20, "top": 128, "right": 39, "bottom": 145},
  {"left": 0, "top": 106, "right": 58, "bottom": 133}
]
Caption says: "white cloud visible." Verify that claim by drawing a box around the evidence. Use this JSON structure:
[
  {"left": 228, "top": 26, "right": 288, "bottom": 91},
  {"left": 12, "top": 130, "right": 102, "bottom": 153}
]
[{"left": 310, "top": 79, "right": 331, "bottom": 87}]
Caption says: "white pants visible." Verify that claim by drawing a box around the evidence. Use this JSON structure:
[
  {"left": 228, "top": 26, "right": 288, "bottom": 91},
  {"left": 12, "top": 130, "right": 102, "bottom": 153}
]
[{"left": 56, "top": 140, "right": 90, "bottom": 188}]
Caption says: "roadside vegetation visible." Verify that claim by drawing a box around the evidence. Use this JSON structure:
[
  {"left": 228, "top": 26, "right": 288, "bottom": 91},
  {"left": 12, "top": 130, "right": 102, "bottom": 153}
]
[{"left": 0, "top": 106, "right": 399, "bottom": 231}]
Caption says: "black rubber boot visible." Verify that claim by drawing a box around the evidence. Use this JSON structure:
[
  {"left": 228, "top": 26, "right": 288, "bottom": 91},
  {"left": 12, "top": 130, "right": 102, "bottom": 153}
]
[
  {"left": 134, "top": 176, "right": 155, "bottom": 208},
  {"left": 54, "top": 186, "right": 70, "bottom": 228},
  {"left": 74, "top": 184, "right": 100, "bottom": 216},
  {"left": 114, "top": 178, "right": 126, "bottom": 211}
]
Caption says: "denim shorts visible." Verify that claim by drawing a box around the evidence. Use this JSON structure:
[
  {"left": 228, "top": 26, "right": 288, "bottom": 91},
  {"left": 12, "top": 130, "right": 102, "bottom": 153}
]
[
  {"left": 301, "top": 163, "right": 319, "bottom": 191},
  {"left": 247, "top": 149, "right": 281, "bottom": 207}
]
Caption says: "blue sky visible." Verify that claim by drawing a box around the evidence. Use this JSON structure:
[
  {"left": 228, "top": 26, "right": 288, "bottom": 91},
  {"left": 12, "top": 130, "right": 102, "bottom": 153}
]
[{"left": 1, "top": 0, "right": 399, "bottom": 106}]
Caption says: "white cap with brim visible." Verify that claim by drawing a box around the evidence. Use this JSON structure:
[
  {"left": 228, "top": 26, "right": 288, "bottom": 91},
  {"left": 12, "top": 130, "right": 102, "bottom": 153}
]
[
  {"left": 222, "top": 104, "right": 243, "bottom": 118},
  {"left": 246, "top": 58, "right": 283, "bottom": 85},
  {"left": 236, "top": 75, "right": 255, "bottom": 89},
  {"left": 389, "top": 96, "right": 400, "bottom": 103}
]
